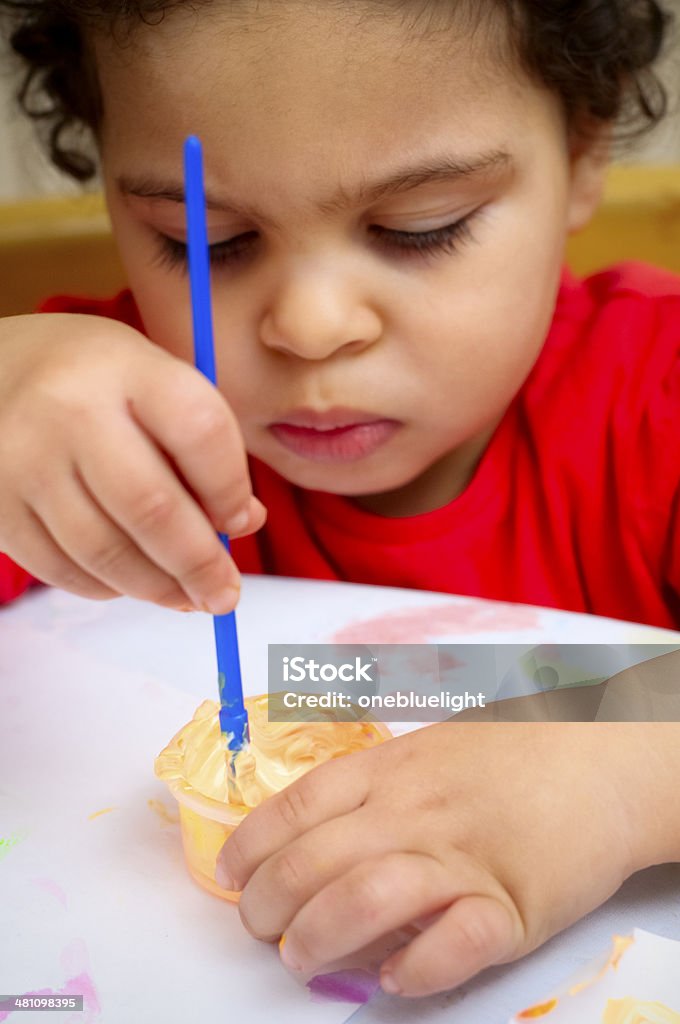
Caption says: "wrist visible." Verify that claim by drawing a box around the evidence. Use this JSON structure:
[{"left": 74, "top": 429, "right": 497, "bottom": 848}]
[{"left": 610, "top": 723, "right": 680, "bottom": 872}]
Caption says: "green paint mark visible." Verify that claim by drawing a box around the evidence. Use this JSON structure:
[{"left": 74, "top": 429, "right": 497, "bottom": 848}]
[{"left": 0, "top": 833, "right": 26, "bottom": 862}]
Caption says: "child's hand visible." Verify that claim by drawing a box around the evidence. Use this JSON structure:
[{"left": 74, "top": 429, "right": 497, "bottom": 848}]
[
  {"left": 0, "top": 313, "right": 265, "bottom": 612},
  {"left": 217, "top": 722, "right": 647, "bottom": 996}
]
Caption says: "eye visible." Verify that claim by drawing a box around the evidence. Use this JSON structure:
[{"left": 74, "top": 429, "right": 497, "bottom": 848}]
[
  {"left": 151, "top": 213, "right": 477, "bottom": 274},
  {"left": 152, "top": 231, "right": 257, "bottom": 272},
  {"left": 369, "top": 215, "right": 477, "bottom": 260}
]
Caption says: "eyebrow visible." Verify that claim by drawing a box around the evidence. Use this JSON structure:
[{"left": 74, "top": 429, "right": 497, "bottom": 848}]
[{"left": 117, "top": 148, "right": 512, "bottom": 227}]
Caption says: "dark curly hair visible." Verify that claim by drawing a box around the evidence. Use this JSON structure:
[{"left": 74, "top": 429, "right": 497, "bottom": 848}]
[{"left": 0, "top": 0, "right": 674, "bottom": 182}]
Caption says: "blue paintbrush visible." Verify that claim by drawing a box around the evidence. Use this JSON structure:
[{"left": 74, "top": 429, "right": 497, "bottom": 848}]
[{"left": 183, "top": 135, "right": 256, "bottom": 804}]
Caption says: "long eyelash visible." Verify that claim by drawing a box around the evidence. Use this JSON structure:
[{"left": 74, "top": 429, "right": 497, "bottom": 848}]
[
  {"left": 370, "top": 217, "right": 476, "bottom": 259},
  {"left": 152, "top": 216, "right": 476, "bottom": 273},
  {"left": 152, "top": 233, "right": 255, "bottom": 273}
]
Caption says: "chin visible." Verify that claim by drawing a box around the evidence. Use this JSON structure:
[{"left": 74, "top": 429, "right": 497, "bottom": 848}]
[{"left": 266, "top": 454, "right": 422, "bottom": 497}]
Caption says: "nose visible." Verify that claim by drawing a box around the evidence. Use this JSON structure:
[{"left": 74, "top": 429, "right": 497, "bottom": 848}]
[{"left": 259, "top": 264, "right": 382, "bottom": 360}]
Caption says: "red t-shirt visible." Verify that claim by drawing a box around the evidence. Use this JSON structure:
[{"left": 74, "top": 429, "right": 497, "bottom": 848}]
[{"left": 2, "top": 261, "right": 679, "bottom": 629}]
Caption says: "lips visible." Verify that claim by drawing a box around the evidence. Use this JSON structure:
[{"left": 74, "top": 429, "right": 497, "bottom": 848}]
[{"left": 268, "top": 408, "right": 400, "bottom": 462}]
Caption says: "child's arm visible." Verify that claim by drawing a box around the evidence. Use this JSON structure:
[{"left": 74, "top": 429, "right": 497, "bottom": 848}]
[
  {"left": 0, "top": 313, "right": 265, "bottom": 611},
  {"left": 218, "top": 709, "right": 680, "bottom": 996},
  {"left": 450, "top": 649, "right": 680, "bottom": 723}
]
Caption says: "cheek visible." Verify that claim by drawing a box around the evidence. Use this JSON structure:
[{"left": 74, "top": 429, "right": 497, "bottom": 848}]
[
  {"left": 105, "top": 196, "right": 195, "bottom": 361},
  {"left": 126, "top": 275, "right": 194, "bottom": 361},
  {"left": 388, "top": 259, "right": 559, "bottom": 433},
  {"left": 398, "top": 270, "right": 555, "bottom": 380}
]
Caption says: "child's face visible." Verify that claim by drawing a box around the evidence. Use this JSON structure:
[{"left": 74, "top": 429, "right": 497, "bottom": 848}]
[{"left": 97, "top": 1, "right": 605, "bottom": 515}]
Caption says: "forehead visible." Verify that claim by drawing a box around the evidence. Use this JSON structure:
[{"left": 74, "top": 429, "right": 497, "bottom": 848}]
[{"left": 94, "top": 0, "right": 555, "bottom": 205}]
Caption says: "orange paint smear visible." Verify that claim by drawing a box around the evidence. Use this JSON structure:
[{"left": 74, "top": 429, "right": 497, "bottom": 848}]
[
  {"left": 516, "top": 998, "right": 559, "bottom": 1018},
  {"left": 568, "top": 935, "right": 635, "bottom": 996}
]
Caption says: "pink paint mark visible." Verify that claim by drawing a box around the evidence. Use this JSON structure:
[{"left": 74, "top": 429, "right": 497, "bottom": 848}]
[
  {"left": 61, "top": 940, "right": 101, "bottom": 1023},
  {"left": 64, "top": 972, "right": 100, "bottom": 1023},
  {"left": 60, "top": 939, "right": 90, "bottom": 977},
  {"left": 332, "top": 601, "right": 541, "bottom": 644},
  {"left": 437, "top": 650, "right": 465, "bottom": 673},
  {"left": 0, "top": 974, "right": 100, "bottom": 1023},
  {"left": 32, "top": 877, "right": 68, "bottom": 909},
  {"left": 307, "top": 969, "right": 380, "bottom": 1004}
]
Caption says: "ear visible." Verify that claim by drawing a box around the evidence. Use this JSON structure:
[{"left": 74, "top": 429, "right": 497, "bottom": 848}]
[{"left": 565, "top": 123, "right": 612, "bottom": 234}]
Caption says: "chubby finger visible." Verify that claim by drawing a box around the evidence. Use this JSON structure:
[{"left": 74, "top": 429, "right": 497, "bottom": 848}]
[
  {"left": 278, "top": 851, "right": 454, "bottom": 976},
  {"left": 128, "top": 358, "right": 258, "bottom": 535},
  {"left": 380, "top": 894, "right": 521, "bottom": 997},
  {"left": 6, "top": 502, "right": 120, "bottom": 601},
  {"left": 227, "top": 494, "right": 267, "bottom": 538},
  {"left": 238, "top": 804, "right": 401, "bottom": 940},
  {"left": 217, "top": 753, "right": 373, "bottom": 891},
  {"left": 28, "top": 467, "right": 195, "bottom": 609},
  {"left": 76, "top": 418, "right": 241, "bottom": 614}
]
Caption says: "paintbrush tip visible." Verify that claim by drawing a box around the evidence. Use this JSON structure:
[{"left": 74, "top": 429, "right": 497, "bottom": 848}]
[{"left": 227, "top": 746, "right": 261, "bottom": 808}]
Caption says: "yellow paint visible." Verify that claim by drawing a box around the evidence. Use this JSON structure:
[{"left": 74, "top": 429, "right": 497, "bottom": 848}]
[
  {"left": 155, "top": 696, "right": 390, "bottom": 901},
  {"left": 279, "top": 933, "right": 287, "bottom": 953},
  {"left": 568, "top": 935, "right": 636, "bottom": 996},
  {"left": 516, "top": 998, "right": 559, "bottom": 1018},
  {"left": 87, "top": 807, "right": 117, "bottom": 820},
  {"left": 147, "top": 799, "right": 179, "bottom": 825},
  {"left": 155, "top": 696, "right": 391, "bottom": 808},
  {"left": 602, "top": 998, "right": 680, "bottom": 1024}
]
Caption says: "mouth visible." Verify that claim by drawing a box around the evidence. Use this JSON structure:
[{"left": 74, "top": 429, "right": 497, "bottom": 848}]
[{"left": 268, "top": 407, "right": 401, "bottom": 462}]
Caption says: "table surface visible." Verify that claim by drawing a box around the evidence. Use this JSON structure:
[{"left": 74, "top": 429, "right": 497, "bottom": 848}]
[{"left": 2, "top": 578, "right": 680, "bottom": 1024}]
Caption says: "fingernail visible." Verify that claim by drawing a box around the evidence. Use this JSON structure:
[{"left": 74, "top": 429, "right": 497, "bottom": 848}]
[
  {"left": 279, "top": 936, "right": 302, "bottom": 972},
  {"left": 214, "top": 859, "right": 236, "bottom": 891},
  {"left": 380, "top": 973, "right": 402, "bottom": 995},
  {"left": 196, "top": 586, "right": 240, "bottom": 616},
  {"left": 224, "top": 509, "right": 250, "bottom": 535}
]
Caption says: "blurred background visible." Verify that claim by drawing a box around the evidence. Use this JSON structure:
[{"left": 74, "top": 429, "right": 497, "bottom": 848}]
[{"left": 0, "top": 0, "right": 679, "bottom": 316}]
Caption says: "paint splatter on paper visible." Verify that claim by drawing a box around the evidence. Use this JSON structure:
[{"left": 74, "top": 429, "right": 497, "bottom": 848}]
[
  {"left": 307, "top": 969, "right": 381, "bottom": 1004},
  {"left": 147, "top": 798, "right": 179, "bottom": 825},
  {"left": 516, "top": 1000, "right": 559, "bottom": 1019},
  {"left": 0, "top": 965, "right": 100, "bottom": 1024},
  {"left": 332, "top": 601, "right": 541, "bottom": 644},
  {"left": 32, "top": 877, "right": 68, "bottom": 909},
  {"left": 510, "top": 931, "right": 680, "bottom": 1023},
  {"left": 0, "top": 833, "right": 25, "bottom": 862},
  {"left": 87, "top": 807, "right": 117, "bottom": 820},
  {"left": 602, "top": 999, "right": 680, "bottom": 1023}
]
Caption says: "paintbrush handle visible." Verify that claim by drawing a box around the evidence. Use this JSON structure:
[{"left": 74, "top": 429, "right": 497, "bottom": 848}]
[
  {"left": 215, "top": 538, "right": 248, "bottom": 749},
  {"left": 184, "top": 135, "right": 249, "bottom": 751}
]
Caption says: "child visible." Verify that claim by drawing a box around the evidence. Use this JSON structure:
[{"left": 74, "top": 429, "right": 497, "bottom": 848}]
[{"left": 1, "top": 0, "right": 679, "bottom": 998}]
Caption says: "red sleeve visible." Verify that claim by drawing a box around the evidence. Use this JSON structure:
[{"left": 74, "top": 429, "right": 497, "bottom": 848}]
[
  {"left": 0, "top": 554, "right": 38, "bottom": 604},
  {"left": 37, "top": 289, "right": 145, "bottom": 331}
]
